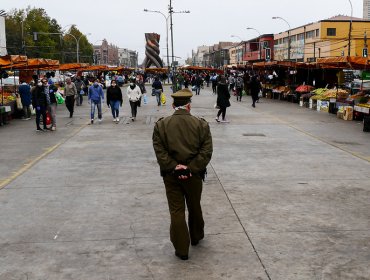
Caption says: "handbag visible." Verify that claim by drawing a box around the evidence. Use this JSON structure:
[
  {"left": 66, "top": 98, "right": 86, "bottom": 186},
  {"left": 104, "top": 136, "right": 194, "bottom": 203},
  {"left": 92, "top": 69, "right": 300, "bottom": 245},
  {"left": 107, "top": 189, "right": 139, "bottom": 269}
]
[
  {"left": 79, "top": 89, "right": 84, "bottom": 95},
  {"left": 161, "top": 92, "right": 166, "bottom": 105},
  {"left": 16, "top": 95, "right": 23, "bottom": 110},
  {"left": 55, "top": 92, "right": 65, "bottom": 104}
]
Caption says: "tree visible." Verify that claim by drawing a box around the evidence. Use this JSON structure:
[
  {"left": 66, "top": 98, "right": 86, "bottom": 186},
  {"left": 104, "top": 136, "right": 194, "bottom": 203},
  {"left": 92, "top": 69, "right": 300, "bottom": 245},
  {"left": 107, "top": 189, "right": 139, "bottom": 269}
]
[{"left": 5, "top": 7, "right": 93, "bottom": 63}]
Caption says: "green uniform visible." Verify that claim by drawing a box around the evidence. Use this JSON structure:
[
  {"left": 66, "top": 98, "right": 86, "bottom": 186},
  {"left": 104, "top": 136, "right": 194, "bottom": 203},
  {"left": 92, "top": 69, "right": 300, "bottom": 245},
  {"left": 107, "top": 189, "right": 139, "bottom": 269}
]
[{"left": 152, "top": 108, "right": 213, "bottom": 256}]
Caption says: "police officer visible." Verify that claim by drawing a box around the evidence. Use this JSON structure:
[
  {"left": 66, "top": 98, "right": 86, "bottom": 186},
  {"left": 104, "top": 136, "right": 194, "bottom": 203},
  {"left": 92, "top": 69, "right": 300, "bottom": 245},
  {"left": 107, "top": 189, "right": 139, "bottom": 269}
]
[{"left": 152, "top": 89, "right": 213, "bottom": 260}]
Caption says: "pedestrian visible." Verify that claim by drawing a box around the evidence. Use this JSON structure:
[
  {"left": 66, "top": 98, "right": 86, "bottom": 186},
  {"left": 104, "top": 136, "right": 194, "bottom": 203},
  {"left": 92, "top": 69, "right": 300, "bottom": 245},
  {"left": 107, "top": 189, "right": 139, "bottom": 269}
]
[
  {"left": 228, "top": 74, "right": 235, "bottom": 92},
  {"left": 126, "top": 78, "right": 142, "bottom": 121},
  {"left": 32, "top": 79, "right": 48, "bottom": 132},
  {"left": 18, "top": 81, "right": 32, "bottom": 120},
  {"left": 152, "top": 89, "right": 213, "bottom": 261},
  {"left": 250, "top": 75, "right": 262, "bottom": 108},
  {"left": 46, "top": 78, "right": 58, "bottom": 131},
  {"left": 205, "top": 73, "right": 210, "bottom": 87},
  {"left": 136, "top": 75, "right": 146, "bottom": 107},
  {"left": 106, "top": 79, "right": 123, "bottom": 123},
  {"left": 211, "top": 74, "right": 218, "bottom": 94},
  {"left": 88, "top": 79, "right": 105, "bottom": 124},
  {"left": 64, "top": 77, "right": 77, "bottom": 118},
  {"left": 215, "top": 76, "right": 231, "bottom": 123},
  {"left": 74, "top": 76, "right": 84, "bottom": 106},
  {"left": 235, "top": 75, "right": 244, "bottom": 102},
  {"left": 152, "top": 76, "right": 164, "bottom": 106},
  {"left": 194, "top": 75, "right": 203, "bottom": 95}
]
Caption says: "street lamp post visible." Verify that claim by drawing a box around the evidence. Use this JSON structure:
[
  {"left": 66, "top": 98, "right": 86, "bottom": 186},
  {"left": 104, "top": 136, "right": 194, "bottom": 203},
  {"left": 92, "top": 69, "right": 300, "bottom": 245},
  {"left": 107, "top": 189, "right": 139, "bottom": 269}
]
[
  {"left": 272, "top": 16, "right": 291, "bottom": 60},
  {"left": 348, "top": 0, "right": 353, "bottom": 57},
  {"left": 246, "top": 27, "right": 262, "bottom": 60},
  {"left": 231, "top": 35, "right": 244, "bottom": 65},
  {"left": 65, "top": 32, "right": 91, "bottom": 63}
]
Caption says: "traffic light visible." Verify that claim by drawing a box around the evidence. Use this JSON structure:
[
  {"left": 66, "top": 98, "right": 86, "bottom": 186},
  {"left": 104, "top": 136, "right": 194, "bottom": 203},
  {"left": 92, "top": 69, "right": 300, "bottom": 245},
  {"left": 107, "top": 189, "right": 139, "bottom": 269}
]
[
  {"left": 265, "top": 48, "right": 271, "bottom": 61},
  {"left": 363, "top": 48, "right": 368, "bottom": 57}
]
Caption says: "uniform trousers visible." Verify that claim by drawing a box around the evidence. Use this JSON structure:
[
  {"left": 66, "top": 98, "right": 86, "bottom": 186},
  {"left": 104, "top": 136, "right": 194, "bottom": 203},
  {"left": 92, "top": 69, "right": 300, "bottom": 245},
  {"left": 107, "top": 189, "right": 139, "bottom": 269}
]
[{"left": 163, "top": 174, "right": 204, "bottom": 255}]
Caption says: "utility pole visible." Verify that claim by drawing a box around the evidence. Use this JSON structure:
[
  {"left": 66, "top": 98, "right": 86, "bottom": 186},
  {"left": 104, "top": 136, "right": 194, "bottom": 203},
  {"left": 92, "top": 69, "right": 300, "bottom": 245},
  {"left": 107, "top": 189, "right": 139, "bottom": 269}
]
[
  {"left": 169, "top": 0, "right": 176, "bottom": 92},
  {"left": 348, "top": 0, "right": 353, "bottom": 57}
]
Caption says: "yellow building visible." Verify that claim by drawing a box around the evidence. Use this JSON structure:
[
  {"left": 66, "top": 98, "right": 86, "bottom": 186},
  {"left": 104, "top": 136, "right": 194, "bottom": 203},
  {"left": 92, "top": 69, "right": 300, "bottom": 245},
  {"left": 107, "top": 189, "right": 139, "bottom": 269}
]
[{"left": 274, "top": 15, "right": 370, "bottom": 62}]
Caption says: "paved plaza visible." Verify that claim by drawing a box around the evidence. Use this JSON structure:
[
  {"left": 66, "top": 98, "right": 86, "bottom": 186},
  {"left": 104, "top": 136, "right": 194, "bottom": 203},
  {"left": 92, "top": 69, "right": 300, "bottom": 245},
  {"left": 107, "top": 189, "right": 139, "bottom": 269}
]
[{"left": 1, "top": 86, "right": 370, "bottom": 280}]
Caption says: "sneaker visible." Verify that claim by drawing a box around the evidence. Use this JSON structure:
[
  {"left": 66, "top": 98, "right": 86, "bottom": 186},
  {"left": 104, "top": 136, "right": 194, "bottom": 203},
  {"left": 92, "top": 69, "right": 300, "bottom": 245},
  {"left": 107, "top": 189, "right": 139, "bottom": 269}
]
[
  {"left": 51, "top": 126, "right": 56, "bottom": 131},
  {"left": 36, "top": 128, "right": 44, "bottom": 132},
  {"left": 131, "top": 117, "right": 134, "bottom": 122},
  {"left": 113, "top": 118, "right": 116, "bottom": 122},
  {"left": 215, "top": 117, "right": 220, "bottom": 123},
  {"left": 116, "top": 117, "right": 120, "bottom": 122},
  {"left": 220, "top": 119, "right": 229, "bottom": 123},
  {"left": 91, "top": 119, "right": 94, "bottom": 124}
]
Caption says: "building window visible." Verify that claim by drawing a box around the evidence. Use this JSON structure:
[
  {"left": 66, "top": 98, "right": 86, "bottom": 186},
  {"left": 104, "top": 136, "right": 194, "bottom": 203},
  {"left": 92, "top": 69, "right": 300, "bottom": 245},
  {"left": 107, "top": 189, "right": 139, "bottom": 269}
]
[
  {"left": 306, "top": 30, "right": 315, "bottom": 39},
  {"left": 327, "top": 28, "right": 336, "bottom": 36},
  {"left": 274, "top": 39, "right": 279, "bottom": 45},
  {"left": 315, "top": 29, "right": 320, "bottom": 37},
  {"left": 290, "top": 35, "right": 297, "bottom": 42},
  {"left": 297, "top": 33, "right": 304, "bottom": 41}
]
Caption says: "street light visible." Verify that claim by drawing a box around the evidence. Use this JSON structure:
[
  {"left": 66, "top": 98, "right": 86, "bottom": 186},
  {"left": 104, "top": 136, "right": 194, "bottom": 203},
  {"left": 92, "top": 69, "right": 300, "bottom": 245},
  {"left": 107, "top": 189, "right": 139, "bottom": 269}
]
[
  {"left": 246, "top": 27, "right": 262, "bottom": 60},
  {"left": 231, "top": 35, "right": 244, "bottom": 64},
  {"left": 272, "top": 16, "right": 291, "bottom": 60},
  {"left": 348, "top": 0, "right": 353, "bottom": 56},
  {"left": 65, "top": 32, "right": 91, "bottom": 63}
]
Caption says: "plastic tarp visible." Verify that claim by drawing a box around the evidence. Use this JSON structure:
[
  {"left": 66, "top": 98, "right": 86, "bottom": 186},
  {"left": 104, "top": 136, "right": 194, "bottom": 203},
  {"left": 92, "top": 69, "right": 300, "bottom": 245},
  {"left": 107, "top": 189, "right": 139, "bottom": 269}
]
[
  {"left": 317, "top": 56, "right": 369, "bottom": 69},
  {"left": 59, "top": 63, "right": 90, "bottom": 71}
]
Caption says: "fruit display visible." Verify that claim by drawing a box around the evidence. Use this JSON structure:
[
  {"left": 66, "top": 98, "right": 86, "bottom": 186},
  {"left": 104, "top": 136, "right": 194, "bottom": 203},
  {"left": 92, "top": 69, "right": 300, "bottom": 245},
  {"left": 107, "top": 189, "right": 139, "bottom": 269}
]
[
  {"left": 0, "top": 92, "right": 16, "bottom": 104},
  {"left": 310, "top": 88, "right": 349, "bottom": 101}
]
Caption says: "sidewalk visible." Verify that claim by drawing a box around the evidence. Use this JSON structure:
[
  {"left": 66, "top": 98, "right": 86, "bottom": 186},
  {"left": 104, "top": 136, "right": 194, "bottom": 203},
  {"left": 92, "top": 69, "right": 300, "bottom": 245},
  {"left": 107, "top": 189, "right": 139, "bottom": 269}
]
[{"left": 0, "top": 86, "right": 369, "bottom": 279}]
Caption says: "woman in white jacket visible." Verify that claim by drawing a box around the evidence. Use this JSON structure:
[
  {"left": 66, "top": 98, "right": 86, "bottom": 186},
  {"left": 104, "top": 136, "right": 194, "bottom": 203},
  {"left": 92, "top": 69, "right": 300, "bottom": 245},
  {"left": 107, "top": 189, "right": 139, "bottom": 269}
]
[{"left": 126, "top": 78, "right": 143, "bottom": 121}]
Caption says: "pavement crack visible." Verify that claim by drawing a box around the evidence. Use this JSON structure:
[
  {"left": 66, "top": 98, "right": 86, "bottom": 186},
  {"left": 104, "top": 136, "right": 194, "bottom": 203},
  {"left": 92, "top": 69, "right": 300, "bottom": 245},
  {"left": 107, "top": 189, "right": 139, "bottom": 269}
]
[{"left": 209, "top": 162, "right": 272, "bottom": 280}]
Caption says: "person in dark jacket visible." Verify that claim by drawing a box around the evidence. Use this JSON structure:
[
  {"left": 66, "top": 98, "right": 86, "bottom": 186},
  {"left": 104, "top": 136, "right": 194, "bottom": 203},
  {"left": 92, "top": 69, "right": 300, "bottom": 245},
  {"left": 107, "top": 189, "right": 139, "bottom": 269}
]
[
  {"left": 18, "top": 81, "right": 32, "bottom": 120},
  {"left": 32, "top": 80, "right": 48, "bottom": 131},
  {"left": 106, "top": 80, "right": 123, "bottom": 123},
  {"left": 152, "top": 76, "right": 164, "bottom": 106},
  {"left": 250, "top": 75, "right": 262, "bottom": 108},
  {"left": 215, "top": 76, "right": 231, "bottom": 123}
]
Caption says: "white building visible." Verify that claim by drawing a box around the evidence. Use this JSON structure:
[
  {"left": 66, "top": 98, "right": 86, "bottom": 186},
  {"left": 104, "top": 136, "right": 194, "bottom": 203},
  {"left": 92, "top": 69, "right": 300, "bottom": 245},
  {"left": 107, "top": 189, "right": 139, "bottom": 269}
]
[
  {"left": 118, "top": 48, "right": 138, "bottom": 68},
  {"left": 0, "top": 12, "right": 7, "bottom": 56},
  {"left": 364, "top": 0, "right": 370, "bottom": 19},
  {"left": 192, "top": 46, "right": 210, "bottom": 66}
]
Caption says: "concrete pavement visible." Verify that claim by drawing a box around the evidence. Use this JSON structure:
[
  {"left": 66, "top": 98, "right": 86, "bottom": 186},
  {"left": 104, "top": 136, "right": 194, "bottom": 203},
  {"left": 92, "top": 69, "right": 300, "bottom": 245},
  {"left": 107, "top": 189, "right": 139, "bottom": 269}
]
[{"left": 0, "top": 85, "right": 370, "bottom": 279}]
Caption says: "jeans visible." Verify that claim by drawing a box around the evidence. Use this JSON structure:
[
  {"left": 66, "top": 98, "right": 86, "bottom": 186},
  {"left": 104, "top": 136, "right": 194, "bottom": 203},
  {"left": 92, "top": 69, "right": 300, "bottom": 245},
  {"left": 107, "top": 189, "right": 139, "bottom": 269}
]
[
  {"left": 129, "top": 101, "right": 138, "bottom": 118},
  {"left": 154, "top": 90, "right": 162, "bottom": 105},
  {"left": 195, "top": 86, "right": 201, "bottom": 95},
  {"left": 23, "top": 105, "right": 31, "bottom": 118},
  {"left": 48, "top": 103, "right": 57, "bottom": 127},
  {"left": 217, "top": 106, "right": 227, "bottom": 120},
  {"left": 65, "top": 95, "right": 75, "bottom": 117},
  {"left": 35, "top": 106, "right": 47, "bottom": 129},
  {"left": 110, "top": 100, "right": 120, "bottom": 118},
  {"left": 90, "top": 100, "right": 102, "bottom": 120},
  {"left": 76, "top": 94, "right": 83, "bottom": 106}
]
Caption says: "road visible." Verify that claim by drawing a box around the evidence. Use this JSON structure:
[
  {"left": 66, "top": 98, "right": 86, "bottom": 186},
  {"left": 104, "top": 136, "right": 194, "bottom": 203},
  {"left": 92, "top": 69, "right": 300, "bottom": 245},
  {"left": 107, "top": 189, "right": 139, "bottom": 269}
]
[{"left": 0, "top": 85, "right": 370, "bottom": 279}]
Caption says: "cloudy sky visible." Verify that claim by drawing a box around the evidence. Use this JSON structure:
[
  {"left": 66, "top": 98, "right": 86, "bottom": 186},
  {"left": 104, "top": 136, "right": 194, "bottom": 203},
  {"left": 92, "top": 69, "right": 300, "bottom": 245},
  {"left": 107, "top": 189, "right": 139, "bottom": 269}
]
[{"left": 1, "top": 0, "right": 364, "bottom": 64}]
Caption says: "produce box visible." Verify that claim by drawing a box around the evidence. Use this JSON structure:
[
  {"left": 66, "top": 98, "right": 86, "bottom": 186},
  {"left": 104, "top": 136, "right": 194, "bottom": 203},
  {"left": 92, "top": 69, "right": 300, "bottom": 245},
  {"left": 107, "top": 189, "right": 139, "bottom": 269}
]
[
  {"left": 343, "top": 106, "right": 353, "bottom": 121},
  {"left": 320, "top": 101, "right": 329, "bottom": 112},
  {"left": 309, "top": 99, "right": 317, "bottom": 109}
]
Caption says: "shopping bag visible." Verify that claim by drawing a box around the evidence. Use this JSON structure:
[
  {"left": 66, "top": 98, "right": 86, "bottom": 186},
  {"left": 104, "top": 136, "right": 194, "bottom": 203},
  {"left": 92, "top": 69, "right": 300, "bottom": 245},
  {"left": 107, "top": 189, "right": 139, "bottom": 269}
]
[
  {"left": 161, "top": 92, "right": 166, "bottom": 105},
  {"left": 143, "top": 94, "right": 148, "bottom": 105},
  {"left": 258, "top": 90, "right": 263, "bottom": 98},
  {"left": 79, "top": 89, "right": 84, "bottom": 95},
  {"left": 16, "top": 96, "right": 23, "bottom": 110},
  {"left": 55, "top": 92, "right": 65, "bottom": 104},
  {"left": 46, "top": 111, "right": 52, "bottom": 126}
]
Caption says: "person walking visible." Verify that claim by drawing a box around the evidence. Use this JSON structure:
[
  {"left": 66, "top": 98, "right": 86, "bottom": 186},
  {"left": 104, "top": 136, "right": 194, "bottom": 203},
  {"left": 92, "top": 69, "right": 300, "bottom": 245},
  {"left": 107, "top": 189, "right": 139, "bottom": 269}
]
[
  {"left": 74, "top": 76, "right": 84, "bottom": 106},
  {"left": 194, "top": 75, "right": 203, "bottom": 95},
  {"left": 235, "top": 75, "right": 244, "bottom": 102},
  {"left": 106, "top": 80, "right": 123, "bottom": 123},
  {"left": 46, "top": 78, "right": 58, "bottom": 131},
  {"left": 18, "top": 81, "right": 32, "bottom": 120},
  {"left": 215, "top": 76, "right": 231, "bottom": 123},
  {"left": 152, "top": 76, "right": 164, "bottom": 106},
  {"left": 250, "top": 75, "right": 262, "bottom": 108},
  {"left": 152, "top": 89, "right": 213, "bottom": 261},
  {"left": 211, "top": 74, "right": 218, "bottom": 94},
  {"left": 64, "top": 77, "right": 77, "bottom": 118},
  {"left": 88, "top": 79, "right": 105, "bottom": 124},
  {"left": 32, "top": 79, "right": 48, "bottom": 132},
  {"left": 127, "top": 78, "right": 142, "bottom": 122}
]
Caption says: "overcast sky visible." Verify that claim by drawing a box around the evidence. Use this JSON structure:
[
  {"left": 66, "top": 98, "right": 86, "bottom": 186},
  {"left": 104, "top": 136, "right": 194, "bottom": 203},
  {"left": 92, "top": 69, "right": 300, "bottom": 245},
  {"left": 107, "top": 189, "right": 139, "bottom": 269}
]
[{"left": 1, "top": 0, "right": 364, "bottom": 64}]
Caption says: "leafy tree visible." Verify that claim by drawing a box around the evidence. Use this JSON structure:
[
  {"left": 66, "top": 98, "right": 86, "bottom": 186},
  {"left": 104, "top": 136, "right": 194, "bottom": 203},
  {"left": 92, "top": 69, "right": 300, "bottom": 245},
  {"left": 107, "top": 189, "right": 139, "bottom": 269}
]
[{"left": 5, "top": 7, "right": 93, "bottom": 63}]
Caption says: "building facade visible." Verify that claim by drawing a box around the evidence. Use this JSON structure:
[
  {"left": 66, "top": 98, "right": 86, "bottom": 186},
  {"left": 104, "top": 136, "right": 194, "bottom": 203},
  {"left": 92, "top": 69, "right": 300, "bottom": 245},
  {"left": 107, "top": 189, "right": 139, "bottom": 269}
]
[
  {"left": 274, "top": 15, "right": 370, "bottom": 62},
  {"left": 0, "top": 14, "right": 7, "bottom": 56},
  {"left": 192, "top": 45, "right": 210, "bottom": 66},
  {"left": 93, "top": 39, "right": 119, "bottom": 66},
  {"left": 118, "top": 48, "right": 138, "bottom": 68},
  {"left": 364, "top": 0, "right": 370, "bottom": 19}
]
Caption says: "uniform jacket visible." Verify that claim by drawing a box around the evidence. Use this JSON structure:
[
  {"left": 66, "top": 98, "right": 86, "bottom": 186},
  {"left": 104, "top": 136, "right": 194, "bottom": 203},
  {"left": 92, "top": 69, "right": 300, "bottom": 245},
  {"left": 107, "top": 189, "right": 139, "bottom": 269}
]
[{"left": 152, "top": 110, "right": 213, "bottom": 176}]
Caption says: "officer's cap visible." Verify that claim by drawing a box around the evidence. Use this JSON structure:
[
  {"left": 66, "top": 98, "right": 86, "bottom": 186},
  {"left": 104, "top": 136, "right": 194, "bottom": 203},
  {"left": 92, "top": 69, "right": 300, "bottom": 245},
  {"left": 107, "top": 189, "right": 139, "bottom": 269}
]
[{"left": 171, "top": 89, "right": 193, "bottom": 106}]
